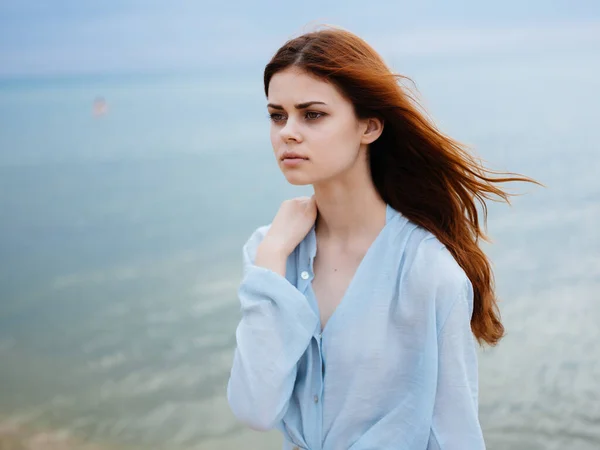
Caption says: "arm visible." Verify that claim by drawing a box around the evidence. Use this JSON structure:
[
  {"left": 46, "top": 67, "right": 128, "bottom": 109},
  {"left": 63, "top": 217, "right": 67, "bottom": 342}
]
[
  {"left": 427, "top": 277, "right": 486, "bottom": 450},
  {"left": 226, "top": 226, "right": 319, "bottom": 431}
]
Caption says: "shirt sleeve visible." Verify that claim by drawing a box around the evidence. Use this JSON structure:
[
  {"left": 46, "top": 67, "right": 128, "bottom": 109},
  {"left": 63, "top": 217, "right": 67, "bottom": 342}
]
[
  {"left": 226, "top": 226, "right": 319, "bottom": 431},
  {"left": 427, "top": 277, "right": 487, "bottom": 450}
]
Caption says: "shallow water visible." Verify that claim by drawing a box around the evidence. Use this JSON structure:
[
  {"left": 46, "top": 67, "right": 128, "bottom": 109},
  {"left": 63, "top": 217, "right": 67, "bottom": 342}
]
[{"left": 0, "top": 49, "right": 599, "bottom": 449}]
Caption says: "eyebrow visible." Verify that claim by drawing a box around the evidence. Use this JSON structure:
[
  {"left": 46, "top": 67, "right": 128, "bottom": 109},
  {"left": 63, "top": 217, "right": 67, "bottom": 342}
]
[{"left": 266, "top": 101, "right": 327, "bottom": 110}]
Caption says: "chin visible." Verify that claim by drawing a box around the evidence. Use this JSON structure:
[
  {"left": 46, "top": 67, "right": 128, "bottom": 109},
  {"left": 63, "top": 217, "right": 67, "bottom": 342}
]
[
  {"left": 281, "top": 167, "right": 338, "bottom": 186},
  {"left": 283, "top": 174, "right": 314, "bottom": 186},
  {"left": 280, "top": 168, "right": 317, "bottom": 186}
]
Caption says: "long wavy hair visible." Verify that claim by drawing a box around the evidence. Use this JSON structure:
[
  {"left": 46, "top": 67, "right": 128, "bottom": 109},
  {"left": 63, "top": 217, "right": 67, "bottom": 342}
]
[{"left": 263, "top": 25, "right": 540, "bottom": 346}]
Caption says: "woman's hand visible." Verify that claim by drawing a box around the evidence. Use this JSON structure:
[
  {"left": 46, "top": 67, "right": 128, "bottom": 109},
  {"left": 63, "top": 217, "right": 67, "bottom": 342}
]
[{"left": 255, "top": 196, "right": 317, "bottom": 276}]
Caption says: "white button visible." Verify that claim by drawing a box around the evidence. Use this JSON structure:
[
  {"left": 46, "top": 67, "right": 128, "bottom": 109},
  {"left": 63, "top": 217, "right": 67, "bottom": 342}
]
[
  {"left": 314, "top": 394, "right": 319, "bottom": 403},
  {"left": 300, "top": 271, "right": 309, "bottom": 280}
]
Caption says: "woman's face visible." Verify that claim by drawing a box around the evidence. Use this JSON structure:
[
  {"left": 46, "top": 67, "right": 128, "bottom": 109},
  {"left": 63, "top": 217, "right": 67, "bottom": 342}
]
[{"left": 267, "top": 67, "right": 377, "bottom": 186}]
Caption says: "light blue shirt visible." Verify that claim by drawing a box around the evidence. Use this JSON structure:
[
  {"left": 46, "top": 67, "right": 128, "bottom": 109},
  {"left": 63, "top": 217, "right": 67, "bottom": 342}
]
[{"left": 227, "top": 204, "right": 485, "bottom": 449}]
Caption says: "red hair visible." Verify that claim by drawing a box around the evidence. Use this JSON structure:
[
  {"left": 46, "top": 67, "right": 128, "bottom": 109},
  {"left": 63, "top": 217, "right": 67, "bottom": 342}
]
[{"left": 264, "top": 25, "right": 541, "bottom": 346}]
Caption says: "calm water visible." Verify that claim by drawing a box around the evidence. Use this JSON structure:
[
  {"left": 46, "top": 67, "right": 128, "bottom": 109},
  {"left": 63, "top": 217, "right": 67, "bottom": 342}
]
[{"left": 0, "top": 50, "right": 598, "bottom": 449}]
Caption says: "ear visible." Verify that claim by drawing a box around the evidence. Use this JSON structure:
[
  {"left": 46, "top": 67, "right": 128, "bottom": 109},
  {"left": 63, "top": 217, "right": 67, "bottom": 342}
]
[{"left": 360, "top": 117, "right": 384, "bottom": 145}]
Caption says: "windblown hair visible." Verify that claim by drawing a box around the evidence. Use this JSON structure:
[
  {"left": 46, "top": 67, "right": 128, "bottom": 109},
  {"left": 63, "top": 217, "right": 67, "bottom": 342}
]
[{"left": 264, "top": 25, "right": 540, "bottom": 346}]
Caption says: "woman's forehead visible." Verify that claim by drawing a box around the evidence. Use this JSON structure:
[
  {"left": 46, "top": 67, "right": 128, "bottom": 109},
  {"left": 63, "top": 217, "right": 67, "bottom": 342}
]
[{"left": 268, "top": 69, "right": 341, "bottom": 104}]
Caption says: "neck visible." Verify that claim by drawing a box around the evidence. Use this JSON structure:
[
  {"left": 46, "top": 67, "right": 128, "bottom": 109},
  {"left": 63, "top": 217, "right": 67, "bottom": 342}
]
[{"left": 312, "top": 158, "right": 387, "bottom": 245}]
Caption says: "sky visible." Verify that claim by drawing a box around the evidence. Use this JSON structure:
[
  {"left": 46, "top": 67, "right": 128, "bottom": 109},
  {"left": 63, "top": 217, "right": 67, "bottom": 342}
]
[{"left": 0, "top": 0, "right": 599, "bottom": 77}]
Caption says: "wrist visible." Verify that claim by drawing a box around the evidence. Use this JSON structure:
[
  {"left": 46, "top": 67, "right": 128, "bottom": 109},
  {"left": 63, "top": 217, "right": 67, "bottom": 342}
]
[
  {"left": 255, "top": 239, "right": 289, "bottom": 277},
  {"left": 258, "top": 236, "right": 291, "bottom": 259}
]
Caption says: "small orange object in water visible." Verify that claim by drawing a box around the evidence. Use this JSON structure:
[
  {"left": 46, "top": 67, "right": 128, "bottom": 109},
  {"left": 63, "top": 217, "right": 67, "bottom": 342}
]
[{"left": 93, "top": 96, "right": 108, "bottom": 117}]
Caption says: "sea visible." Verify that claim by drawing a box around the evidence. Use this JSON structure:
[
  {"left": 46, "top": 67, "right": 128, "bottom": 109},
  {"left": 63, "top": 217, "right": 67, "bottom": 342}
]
[{"left": 0, "top": 48, "right": 599, "bottom": 449}]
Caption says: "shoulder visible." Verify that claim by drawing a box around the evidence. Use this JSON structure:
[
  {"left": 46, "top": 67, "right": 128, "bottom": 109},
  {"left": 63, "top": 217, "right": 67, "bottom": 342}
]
[
  {"left": 415, "top": 233, "right": 468, "bottom": 294},
  {"left": 398, "top": 224, "right": 472, "bottom": 327}
]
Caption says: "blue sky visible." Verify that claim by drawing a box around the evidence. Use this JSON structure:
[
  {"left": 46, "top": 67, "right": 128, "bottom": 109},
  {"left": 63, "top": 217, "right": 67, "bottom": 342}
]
[{"left": 0, "top": 0, "right": 598, "bottom": 76}]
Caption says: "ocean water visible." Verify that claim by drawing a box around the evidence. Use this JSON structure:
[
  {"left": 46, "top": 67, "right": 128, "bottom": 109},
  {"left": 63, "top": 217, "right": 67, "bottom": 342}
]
[{"left": 0, "top": 49, "right": 599, "bottom": 449}]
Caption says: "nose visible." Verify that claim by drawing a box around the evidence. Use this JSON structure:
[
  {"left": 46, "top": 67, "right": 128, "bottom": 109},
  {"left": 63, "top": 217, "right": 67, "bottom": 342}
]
[{"left": 279, "top": 117, "right": 302, "bottom": 143}]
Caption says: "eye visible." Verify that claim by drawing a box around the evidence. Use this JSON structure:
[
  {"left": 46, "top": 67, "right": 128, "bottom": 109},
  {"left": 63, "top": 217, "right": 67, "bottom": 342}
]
[
  {"left": 268, "top": 113, "right": 285, "bottom": 123},
  {"left": 305, "top": 111, "right": 325, "bottom": 120},
  {"left": 267, "top": 111, "right": 326, "bottom": 123}
]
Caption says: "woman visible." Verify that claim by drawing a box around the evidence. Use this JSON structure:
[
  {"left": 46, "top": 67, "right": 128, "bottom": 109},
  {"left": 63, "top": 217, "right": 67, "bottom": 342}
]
[{"left": 226, "top": 25, "right": 538, "bottom": 450}]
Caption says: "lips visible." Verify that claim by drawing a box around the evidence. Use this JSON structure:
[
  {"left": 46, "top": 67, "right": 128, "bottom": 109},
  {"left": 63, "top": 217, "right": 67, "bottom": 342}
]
[
  {"left": 280, "top": 152, "right": 308, "bottom": 167},
  {"left": 281, "top": 152, "right": 308, "bottom": 161}
]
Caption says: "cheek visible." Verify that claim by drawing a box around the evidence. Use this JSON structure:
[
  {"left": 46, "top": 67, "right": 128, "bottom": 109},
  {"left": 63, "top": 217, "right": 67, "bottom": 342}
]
[
  {"left": 269, "top": 128, "right": 278, "bottom": 148},
  {"left": 313, "top": 121, "right": 359, "bottom": 162}
]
